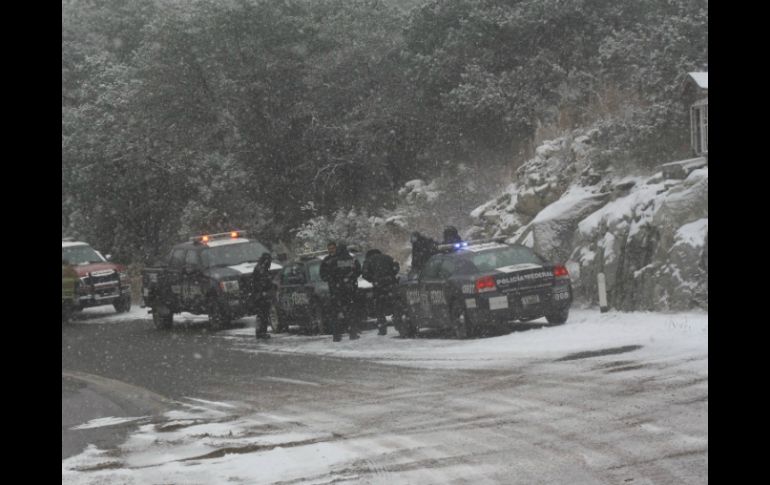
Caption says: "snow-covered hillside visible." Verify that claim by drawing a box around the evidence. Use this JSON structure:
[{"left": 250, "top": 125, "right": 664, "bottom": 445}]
[{"left": 470, "top": 132, "right": 708, "bottom": 311}]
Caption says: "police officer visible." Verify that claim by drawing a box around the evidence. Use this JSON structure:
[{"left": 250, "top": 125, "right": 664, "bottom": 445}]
[
  {"left": 320, "top": 241, "right": 361, "bottom": 342},
  {"left": 362, "top": 249, "right": 402, "bottom": 336},
  {"left": 442, "top": 225, "right": 462, "bottom": 245},
  {"left": 410, "top": 231, "right": 438, "bottom": 276},
  {"left": 252, "top": 252, "right": 275, "bottom": 340}
]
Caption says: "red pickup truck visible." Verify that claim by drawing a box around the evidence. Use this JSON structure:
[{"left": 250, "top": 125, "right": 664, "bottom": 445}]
[{"left": 61, "top": 239, "right": 132, "bottom": 314}]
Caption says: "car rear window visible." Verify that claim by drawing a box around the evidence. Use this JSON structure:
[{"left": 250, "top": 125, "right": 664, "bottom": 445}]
[{"left": 466, "top": 246, "right": 544, "bottom": 272}]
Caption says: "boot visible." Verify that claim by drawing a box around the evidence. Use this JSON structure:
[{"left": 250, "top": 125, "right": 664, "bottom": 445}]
[
  {"left": 349, "top": 334, "right": 360, "bottom": 340},
  {"left": 332, "top": 335, "right": 342, "bottom": 342}
]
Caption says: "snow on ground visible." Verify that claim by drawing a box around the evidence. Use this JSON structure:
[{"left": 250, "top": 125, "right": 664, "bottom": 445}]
[
  {"left": 63, "top": 308, "right": 707, "bottom": 484},
  {"left": 220, "top": 308, "right": 707, "bottom": 371},
  {"left": 73, "top": 305, "right": 210, "bottom": 325},
  {"left": 70, "top": 416, "right": 151, "bottom": 430},
  {"left": 63, "top": 398, "right": 384, "bottom": 485}
]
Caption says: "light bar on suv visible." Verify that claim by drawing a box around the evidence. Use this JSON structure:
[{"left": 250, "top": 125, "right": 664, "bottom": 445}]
[{"left": 191, "top": 230, "right": 247, "bottom": 244}]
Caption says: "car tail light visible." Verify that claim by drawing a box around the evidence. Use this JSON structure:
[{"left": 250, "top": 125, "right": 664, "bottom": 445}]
[
  {"left": 475, "top": 276, "right": 496, "bottom": 293},
  {"left": 553, "top": 265, "right": 569, "bottom": 278}
]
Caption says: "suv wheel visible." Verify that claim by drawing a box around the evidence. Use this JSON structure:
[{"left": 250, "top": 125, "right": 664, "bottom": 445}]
[
  {"left": 310, "top": 302, "right": 326, "bottom": 335},
  {"left": 152, "top": 306, "right": 173, "bottom": 330},
  {"left": 62, "top": 303, "right": 72, "bottom": 325},
  {"left": 395, "top": 314, "right": 416, "bottom": 338},
  {"left": 114, "top": 295, "right": 132, "bottom": 313},
  {"left": 545, "top": 308, "right": 569, "bottom": 325},
  {"left": 208, "top": 301, "right": 230, "bottom": 330}
]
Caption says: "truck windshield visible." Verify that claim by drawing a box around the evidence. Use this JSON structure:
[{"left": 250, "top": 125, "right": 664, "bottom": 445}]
[
  {"left": 201, "top": 241, "right": 270, "bottom": 268},
  {"left": 62, "top": 245, "right": 106, "bottom": 265},
  {"left": 467, "top": 246, "right": 545, "bottom": 273}
]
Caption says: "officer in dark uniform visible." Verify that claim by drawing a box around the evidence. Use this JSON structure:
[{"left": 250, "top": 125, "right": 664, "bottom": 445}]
[
  {"left": 252, "top": 252, "right": 275, "bottom": 340},
  {"left": 362, "top": 249, "right": 402, "bottom": 336},
  {"left": 409, "top": 231, "right": 438, "bottom": 276},
  {"left": 320, "top": 242, "right": 361, "bottom": 342},
  {"left": 442, "top": 225, "right": 462, "bottom": 245}
]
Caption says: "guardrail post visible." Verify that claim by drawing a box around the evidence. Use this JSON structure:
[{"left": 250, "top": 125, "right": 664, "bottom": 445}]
[{"left": 597, "top": 272, "right": 609, "bottom": 313}]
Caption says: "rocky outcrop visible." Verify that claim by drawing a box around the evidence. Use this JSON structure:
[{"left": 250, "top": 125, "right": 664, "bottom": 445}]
[{"left": 470, "top": 131, "right": 708, "bottom": 311}]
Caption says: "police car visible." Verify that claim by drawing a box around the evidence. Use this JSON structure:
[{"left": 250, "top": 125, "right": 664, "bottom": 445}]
[
  {"left": 141, "top": 231, "right": 282, "bottom": 329},
  {"left": 400, "top": 239, "right": 572, "bottom": 338},
  {"left": 274, "top": 250, "right": 374, "bottom": 334}
]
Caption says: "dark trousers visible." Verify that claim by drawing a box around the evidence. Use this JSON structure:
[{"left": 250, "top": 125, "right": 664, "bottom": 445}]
[
  {"left": 255, "top": 299, "right": 271, "bottom": 336},
  {"left": 373, "top": 284, "right": 402, "bottom": 332},
  {"left": 330, "top": 291, "right": 357, "bottom": 339}
]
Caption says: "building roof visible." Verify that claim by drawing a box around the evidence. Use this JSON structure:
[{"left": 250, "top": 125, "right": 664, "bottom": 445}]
[{"left": 688, "top": 72, "right": 708, "bottom": 89}]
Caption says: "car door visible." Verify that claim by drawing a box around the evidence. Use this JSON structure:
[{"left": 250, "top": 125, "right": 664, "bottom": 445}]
[
  {"left": 278, "top": 263, "right": 310, "bottom": 318},
  {"left": 181, "top": 249, "right": 205, "bottom": 310},
  {"left": 402, "top": 267, "right": 423, "bottom": 323},
  {"left": 418, "top": 256, "right": 445, "bottom": 324},
  {"left": 429, "top": 258, "right": 459, "bottom": 322},
  {"left": 165, "top": 248, "right": 186, "bottom": 310}
]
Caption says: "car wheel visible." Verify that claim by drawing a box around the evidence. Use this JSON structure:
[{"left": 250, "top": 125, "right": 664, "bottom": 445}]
[
  {"left": 545, "top": 308, "right": 569, "bottom": 325},
  {"left": 113, "top": 295, "right": 132, "bottom": 313},
  {"left": 152, "top": 306, "right": 173, "bottom": 330},
  {"left": 451, "top": 301, "right": 474, "bottom": 339},
  {"left": 62, "top": 303, "right": 72, "bottom": 325},
  {"left": 208, "top": 301, "right": 230, "bottom": 330},
  {"left": 273, "top": 307, "right": 289, "bottom": 333},
  {"left": 310, "top": 302, "right": 326, "bottom": 335},
  {"left": 395, "top": 314, "right": 416, "bottom": 338}
]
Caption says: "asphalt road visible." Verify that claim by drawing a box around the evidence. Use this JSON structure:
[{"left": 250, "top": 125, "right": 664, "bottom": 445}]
[{"left": 62, "top": 310, "right": 708, "bottom": 484}]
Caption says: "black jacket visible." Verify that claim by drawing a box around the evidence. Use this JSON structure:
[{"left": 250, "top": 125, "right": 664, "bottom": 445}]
[
  {"left": 411, "top": 234, "right": 438, "bottom": 273},
  {"left": 362, "top": 251, "right": 400, "bottom": 287},
  {"left": 320, "top": 247, "right": 361, "bottom": 295},
  {"left": 252, "top": 255, "right": 275, "bottom": 297}
]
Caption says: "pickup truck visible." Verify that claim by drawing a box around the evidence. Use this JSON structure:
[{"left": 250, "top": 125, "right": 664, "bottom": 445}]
[
  {"left": 62, "top": 239, "right": 132, "bottom": 315},
  {"left": 141, "top": 231, "right": 282, "bottom": 330}
]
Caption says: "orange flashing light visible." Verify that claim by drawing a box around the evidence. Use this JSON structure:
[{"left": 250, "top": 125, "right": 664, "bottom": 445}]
[
  {"left": 230, "top": 231, "right": 238, "bottom": 238},
  {"left": 201, "top": 235, "right": 210, "bottom": 243}
]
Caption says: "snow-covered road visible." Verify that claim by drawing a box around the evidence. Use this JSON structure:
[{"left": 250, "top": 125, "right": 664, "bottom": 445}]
[{"left": 63, "top": 307, "right": 707, "bottom": 484}]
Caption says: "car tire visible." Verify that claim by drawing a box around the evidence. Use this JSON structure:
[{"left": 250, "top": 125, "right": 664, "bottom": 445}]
[
  {"left": 310, "top": 302, "right": 326, "bottom": 335},
  {"left": 395, "top": 315, "right": 416, "bottom": 338},
  {"left": 545, "top": 308, "right": 569, "bottom": 325},
  {"left": 113, "top": 295, "right": 132, "bottom": 313},
  {"left": 152, "top": 306, "right": 173, "bottom": 330},
  {"left": 451, "top": 301, "right": 474, "bottom": 339},
  {"left": 273, "top": 308, "right": 289, "bottom": 333},
  {"left": 208, "top": 301, "right": 230, "bottom": 330},
  {"left": 62, "top": 304, "right": 72, "bottom": 325}
]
